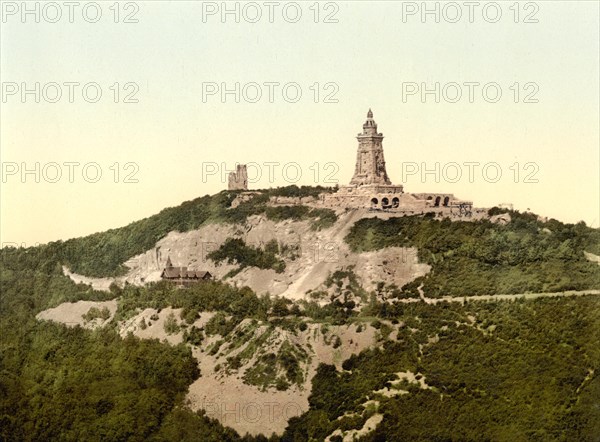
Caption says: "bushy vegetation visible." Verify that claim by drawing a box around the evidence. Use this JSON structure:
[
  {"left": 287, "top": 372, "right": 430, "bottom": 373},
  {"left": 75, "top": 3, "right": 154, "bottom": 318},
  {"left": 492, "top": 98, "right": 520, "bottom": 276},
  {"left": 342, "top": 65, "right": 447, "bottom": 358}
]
[
  {"left": 204, "top": 312, "right": 240, "bottom": 337},
  {"left": 0, "top": 246, "right": 248, "bottom": 441},
  {"left": 207, "top": 238, "right": 286, "bottom": 274},
  {"left": 269, "top": 185, "right": 336, "bottom": 199},
  {"left": 182, "top": 326, "right": 204, "bottom": 347},
  {"left": 283, "top": 297, "right": 600, "bottom": 441},
  {"left": 17, "top": 185, "right": 335, "bottom": 278},
  {"left": 0, "top": 323, "right": 200, "bottom": 441},
  {"left": 265, "top": 205, "right": 337, "bottom": 230},
  {"left": 3, "top": 241, "right": 600, "bottom": 441},
  {"left": 2, "top": 189, "right": 599, "bottom": 441},
  {"left": 346, "top": 211, "right": 600, "bottom": 297},
  {"left": 81, "top": 305, "right": 111, "bottom": 322},
  {"left": 243, "top": 339, "right": 309, "bottom": 392},
  {"left": 320, "top": 267, "right": 364, "bottom": 318},
  {"left": 164, "top": 311, "right": 181, "bottom": 335}
]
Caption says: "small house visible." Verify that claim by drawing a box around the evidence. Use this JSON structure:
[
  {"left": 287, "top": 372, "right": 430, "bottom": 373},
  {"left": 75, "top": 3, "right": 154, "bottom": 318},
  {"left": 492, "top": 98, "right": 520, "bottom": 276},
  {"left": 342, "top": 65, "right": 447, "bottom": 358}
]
[{"left": 160, "top": 256, "right": 212, "bottom": 286}]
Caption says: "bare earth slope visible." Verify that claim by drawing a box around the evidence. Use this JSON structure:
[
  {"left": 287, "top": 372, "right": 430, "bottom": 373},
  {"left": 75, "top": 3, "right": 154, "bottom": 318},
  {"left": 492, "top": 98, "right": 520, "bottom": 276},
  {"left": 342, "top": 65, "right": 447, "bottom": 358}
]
[{"left": 65, "top": 210, "right": 431, "bottom": 300}]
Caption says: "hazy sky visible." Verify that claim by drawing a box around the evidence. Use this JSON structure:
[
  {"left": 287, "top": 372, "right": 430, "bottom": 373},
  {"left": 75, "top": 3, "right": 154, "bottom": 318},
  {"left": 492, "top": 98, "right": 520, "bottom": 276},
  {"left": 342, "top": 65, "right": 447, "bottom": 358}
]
[{"left": 1, "top": 1, "right": 599, "bottom": 246}]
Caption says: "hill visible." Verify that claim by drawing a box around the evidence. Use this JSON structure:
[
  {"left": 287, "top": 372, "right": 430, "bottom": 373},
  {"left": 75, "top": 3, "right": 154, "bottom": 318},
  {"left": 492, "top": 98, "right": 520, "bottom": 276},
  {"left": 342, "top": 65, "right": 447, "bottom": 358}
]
[
  {"left": 1, "top": 185, "right": 599, "bottom": 440},
  {"left": 30, "top": 185, "right": 600, "bottom": 301},
  {"left": 41, "top": 185, "right": 337, "bottom": 278}
]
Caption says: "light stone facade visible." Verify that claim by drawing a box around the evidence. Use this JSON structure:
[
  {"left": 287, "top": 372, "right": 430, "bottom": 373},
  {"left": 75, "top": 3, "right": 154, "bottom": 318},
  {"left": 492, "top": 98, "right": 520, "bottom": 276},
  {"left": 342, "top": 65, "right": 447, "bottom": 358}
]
[
  {"left": 350, "top": 108, "right": 392, "bottom": 186},
  {"left": 323, "top": 110, "right": 473, "bottom": 215}
]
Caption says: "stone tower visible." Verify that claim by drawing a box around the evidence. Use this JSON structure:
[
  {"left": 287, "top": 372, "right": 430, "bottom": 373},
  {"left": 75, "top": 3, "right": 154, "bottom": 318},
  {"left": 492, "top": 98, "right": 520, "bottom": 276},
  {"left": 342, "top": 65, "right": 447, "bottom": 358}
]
[
  {"left": 350, "top": 109, "right": 392, "bottom": 186},
  {"left": 228, "top": 164, "right": 248, "bottom": 190}
]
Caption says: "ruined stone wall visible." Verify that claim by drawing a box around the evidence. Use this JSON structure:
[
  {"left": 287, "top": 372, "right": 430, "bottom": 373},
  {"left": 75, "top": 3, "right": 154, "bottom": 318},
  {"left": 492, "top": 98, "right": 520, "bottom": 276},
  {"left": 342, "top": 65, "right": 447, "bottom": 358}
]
[
  {"left": 269, "top": 196, "right": 319, "bottom": 205},
  {"left": 228, "top": 164, "right": 248, "bottom": 191}
]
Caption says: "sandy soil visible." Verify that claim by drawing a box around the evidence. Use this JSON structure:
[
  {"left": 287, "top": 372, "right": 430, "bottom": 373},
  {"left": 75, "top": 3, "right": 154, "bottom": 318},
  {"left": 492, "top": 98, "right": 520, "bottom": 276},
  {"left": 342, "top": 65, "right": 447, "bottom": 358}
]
[
  {"left": 36, "top": 288, "right": 594, "bottom": 437},
  {"left": 584, "top": 251, "right": 600, "bottom": 265},
  {"left": 187, "top": 350, "right": 308, "bottom": 438},
  {"left": 185, "top": 321, "right": 378, "bottom": 436},
  {"left": 62, "top": 266, "right": 122, "bottom": 292},
  {"left": 325, "top": 369, "right": 431, "bottom": 441},
  {"left": 36, "top": 300, "right": 118, "bottom": 329},
  {"left": 119, "top": 307, "right": 186, "bottom": 345},
  {"left": 35, "top": 300, "right": 384, "bottom": 436},
  {"left": 327, "top": 413, "right": 384, "bottom": 442},
  {"left": 34, "top": 301, "right": 381, "bottom": 437},
  {"left": 118, "top": 211, "right": 430, "bottom": 301}
]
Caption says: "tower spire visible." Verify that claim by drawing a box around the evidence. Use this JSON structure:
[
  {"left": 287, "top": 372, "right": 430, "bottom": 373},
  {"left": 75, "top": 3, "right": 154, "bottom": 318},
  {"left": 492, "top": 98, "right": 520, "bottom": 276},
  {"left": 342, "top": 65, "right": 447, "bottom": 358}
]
[
  {"left": 362, "top": 108, "right": 378, "bottom": 134},
  {"left": 350, "top": 110, "right": 391, "bottom": 186}
]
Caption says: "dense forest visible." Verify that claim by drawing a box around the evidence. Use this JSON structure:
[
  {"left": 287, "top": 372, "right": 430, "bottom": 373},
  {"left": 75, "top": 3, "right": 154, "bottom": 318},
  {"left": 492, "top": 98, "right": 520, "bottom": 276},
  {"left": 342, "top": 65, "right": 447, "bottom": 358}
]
[
  {"left": 346, "top": 210, "right": 600, "bottom": 297},
  {"left": 286, "top": 297, "right": 600, "bottom": 441},
  {"left": 1, "top": 187, "right": 599, "bottom": 440},
  {"left": 2, "top": 253, "right": 598, "bottom": 440}
]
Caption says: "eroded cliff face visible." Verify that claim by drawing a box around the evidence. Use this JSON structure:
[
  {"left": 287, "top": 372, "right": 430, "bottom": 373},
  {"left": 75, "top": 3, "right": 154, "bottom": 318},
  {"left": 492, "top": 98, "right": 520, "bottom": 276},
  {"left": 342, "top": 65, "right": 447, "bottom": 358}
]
[{"left": 116, "top": 210, "right": 430, "bottom": 300}]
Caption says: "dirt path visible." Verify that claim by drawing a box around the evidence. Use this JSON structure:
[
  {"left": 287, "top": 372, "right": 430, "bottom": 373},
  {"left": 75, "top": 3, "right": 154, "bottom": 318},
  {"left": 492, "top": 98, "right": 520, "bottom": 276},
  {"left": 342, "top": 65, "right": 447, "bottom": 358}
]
[
  {"left": 401, "top": 289, "right": 599, "bottom": 305},
  {"left": 280, "top": 209, "right": 367, "bottom": 299},
  {"left": 63, "top": 266, "right": 122, "bottom": 292}
]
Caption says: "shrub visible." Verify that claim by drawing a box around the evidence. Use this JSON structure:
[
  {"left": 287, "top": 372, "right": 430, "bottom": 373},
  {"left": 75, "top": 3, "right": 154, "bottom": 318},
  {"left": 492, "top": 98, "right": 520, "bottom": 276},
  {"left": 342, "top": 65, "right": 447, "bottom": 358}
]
[
  {"left": 346, "top": 215, "right": 600, "bottom": 298},
  {"left": 82, "top": 306, "right": 111, "bottom": 322},
  {"left": 204, "top": 312, "right": 238, "bottom": 337},
  {"left": 164, "top": 312, "right": 181, "bottom": 335},
  {"left": 332, "top": 336, "right": 342, "bottom": 349},
  {"left": 181, "top": 307, "right": 199, "bottom": 325},
  {"left": 183, "top": 326, "right": 204, "bottom": 346},
  {"left": 207, "top": 238, "right": 286, "bottom": 274}
]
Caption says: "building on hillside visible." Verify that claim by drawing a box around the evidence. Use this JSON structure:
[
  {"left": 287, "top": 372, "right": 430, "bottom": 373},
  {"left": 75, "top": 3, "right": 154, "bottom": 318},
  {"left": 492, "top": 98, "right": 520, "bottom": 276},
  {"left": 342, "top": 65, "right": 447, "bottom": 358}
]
[
  {"left": 322, "top": 110, "right": 473, "bottom": 216},
  {"left": 228, "top": 164, "right": 248, "bottom": 190},
  {"left": 160, "top": 256, "right": 212, "bottom": 286}
]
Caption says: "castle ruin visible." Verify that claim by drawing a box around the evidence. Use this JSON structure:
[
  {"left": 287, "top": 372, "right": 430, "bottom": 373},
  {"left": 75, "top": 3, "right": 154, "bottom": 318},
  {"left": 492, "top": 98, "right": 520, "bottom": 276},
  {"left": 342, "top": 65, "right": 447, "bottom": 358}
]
[{"left": 228, "top": 164, "right": 248, "bottom": 191}]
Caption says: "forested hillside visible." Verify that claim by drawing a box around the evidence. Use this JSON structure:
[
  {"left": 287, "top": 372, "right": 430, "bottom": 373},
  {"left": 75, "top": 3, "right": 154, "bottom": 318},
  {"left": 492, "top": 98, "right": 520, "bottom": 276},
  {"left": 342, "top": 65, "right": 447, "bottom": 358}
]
[
  {"left": 346, "top": 210, "right": 600, "bottom": 297},
  {"left": 41, "top": 185, "right": 336, "bottom": 277},
  {"left": 2, "top": 249, "right": 598, "bottom": 440},
  {"left": 1, "top": 187, "right": 599, "bottom": 441}
]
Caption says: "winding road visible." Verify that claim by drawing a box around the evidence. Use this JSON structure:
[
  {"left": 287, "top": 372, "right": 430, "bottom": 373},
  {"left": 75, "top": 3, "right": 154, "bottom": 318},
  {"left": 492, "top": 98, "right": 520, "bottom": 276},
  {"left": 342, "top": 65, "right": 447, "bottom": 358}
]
[{"left": 400, "top": 289, "right": 600, "bottom": 305}]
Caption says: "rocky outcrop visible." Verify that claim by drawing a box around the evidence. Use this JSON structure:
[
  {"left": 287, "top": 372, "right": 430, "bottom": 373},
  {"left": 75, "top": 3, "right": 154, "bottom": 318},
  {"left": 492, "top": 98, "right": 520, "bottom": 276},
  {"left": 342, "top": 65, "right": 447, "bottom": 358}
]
[
  {"left": 490, "top": 213, "right": 511, "bottom": 225},
  {"left": 119, "top": 211, "right": 431, "bottom": 300}
]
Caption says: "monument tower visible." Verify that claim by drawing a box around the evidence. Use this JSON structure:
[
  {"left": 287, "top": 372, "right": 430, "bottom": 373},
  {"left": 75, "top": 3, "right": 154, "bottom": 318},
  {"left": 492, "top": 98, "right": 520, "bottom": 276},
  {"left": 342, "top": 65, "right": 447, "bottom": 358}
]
[
  {"left": 350, "top": 109, "right": 392, "bottom": 186},
  {"left": 319, "top": 110, "right": 471, "bottom": 213}
]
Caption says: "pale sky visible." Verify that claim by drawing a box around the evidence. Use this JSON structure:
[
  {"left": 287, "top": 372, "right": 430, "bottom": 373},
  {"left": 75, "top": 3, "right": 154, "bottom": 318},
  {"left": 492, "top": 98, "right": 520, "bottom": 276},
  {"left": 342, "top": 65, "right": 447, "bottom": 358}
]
[{"left": 1, "top": 1, "right": 599, "bottom": 246}]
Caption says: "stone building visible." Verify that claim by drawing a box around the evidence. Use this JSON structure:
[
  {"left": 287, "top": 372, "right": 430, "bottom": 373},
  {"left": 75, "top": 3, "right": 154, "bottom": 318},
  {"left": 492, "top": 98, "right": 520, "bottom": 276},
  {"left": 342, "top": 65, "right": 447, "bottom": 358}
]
[
  {"left": 228, "top": 164, "right": 248, "bottom": 191},
  {"left": 323, "top": 110, "right": 472, "bottom": 214}
]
